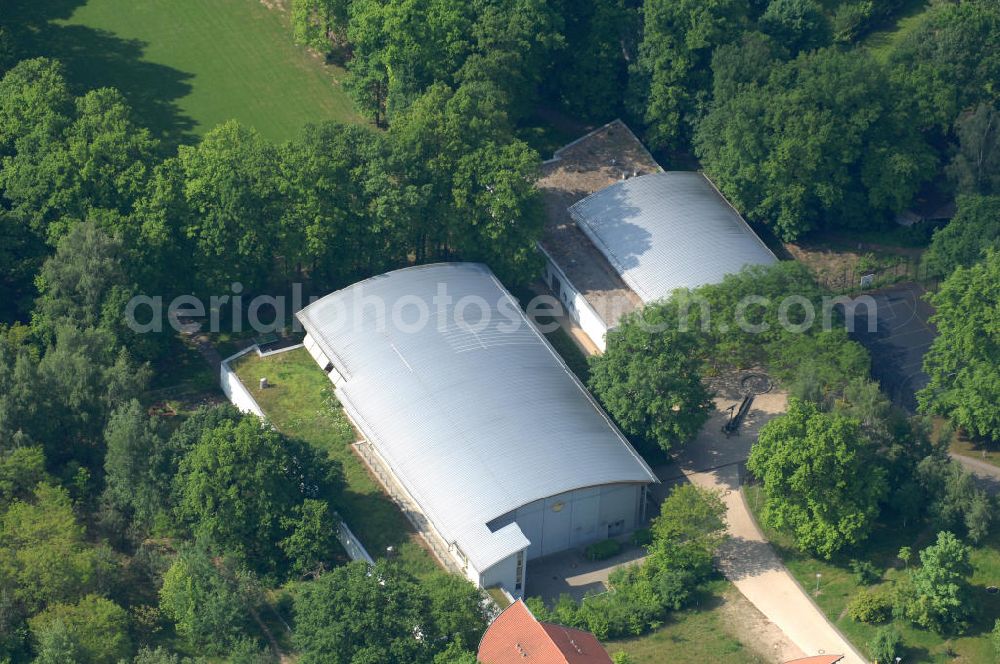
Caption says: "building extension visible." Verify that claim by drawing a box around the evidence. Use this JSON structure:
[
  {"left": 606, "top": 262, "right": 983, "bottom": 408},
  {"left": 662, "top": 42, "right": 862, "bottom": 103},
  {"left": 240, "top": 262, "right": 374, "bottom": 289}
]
[{"left": 538, "top": 120, "right": 778, "bottom": 351}]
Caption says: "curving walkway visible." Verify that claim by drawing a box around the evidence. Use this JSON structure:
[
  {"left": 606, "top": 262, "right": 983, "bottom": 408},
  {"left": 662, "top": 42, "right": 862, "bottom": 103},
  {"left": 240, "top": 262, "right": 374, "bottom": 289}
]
[
  {"left": 685, "top": 465, "right": 867, "bottom": 664},
  {"left": 659, "top": 394, "right": 867, "bottom": 664}
]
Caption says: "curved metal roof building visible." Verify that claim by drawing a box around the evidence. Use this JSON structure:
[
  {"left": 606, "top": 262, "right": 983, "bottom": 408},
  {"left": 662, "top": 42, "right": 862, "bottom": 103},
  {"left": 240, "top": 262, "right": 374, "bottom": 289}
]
[
  {"left": 296, "top": 263, "right": 656, "bottom": 585},
  {"left": 568, "top": 171, "right": 777, "bottom": 304}
]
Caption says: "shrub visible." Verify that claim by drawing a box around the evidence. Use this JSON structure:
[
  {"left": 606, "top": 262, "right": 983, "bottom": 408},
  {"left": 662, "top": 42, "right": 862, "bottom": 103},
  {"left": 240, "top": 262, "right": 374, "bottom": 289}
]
[
  {"left": 585, "top": 539, "right": 622, "bottom": 561},
  {"left": 867, "top": 626, "right": 902, "bottom": 664},
  {"left": 631, "top": 528, "right": 653, "bottom": 547},
  {"left": 847, "top": 587, "right": 893, "bottom": 624},
  {"left": 993, "top": 619, "right": 1000, "bottom": 659},
  {"left": 851, "top": 559, "right": 882, "bottom": 585}
]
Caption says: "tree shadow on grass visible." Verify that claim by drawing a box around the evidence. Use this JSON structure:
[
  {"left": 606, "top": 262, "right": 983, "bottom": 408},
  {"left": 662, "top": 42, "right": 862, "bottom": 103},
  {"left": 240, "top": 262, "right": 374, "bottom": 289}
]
[{"left": 6, "top": 0, "right": 196, "bottom": 152}]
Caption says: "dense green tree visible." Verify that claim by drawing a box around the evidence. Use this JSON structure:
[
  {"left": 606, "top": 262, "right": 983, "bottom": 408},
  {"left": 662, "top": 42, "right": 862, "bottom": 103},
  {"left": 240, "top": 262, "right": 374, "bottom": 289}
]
[
  {"left": 0, "top": 27, "right": 16, "bottom": 74},
  {"left": 423, "top": 572, "right": 490, "bottom": 647},
  {"left": 918, "top": 250, "right": 1000, "bottom": 441},
  {"left": 278, "top": 499, "right": 342, "bottom": 578},
  {"left": 947, "top": 103, "right": 1000, "bottom": 196},
  {"left": 451, "top": 138, "right": 544, "bottom": 282},
  {"left": 292, "top": 0, "right": 350, "bottom": 51},
  {"left": 432, "top": 639, "right": 478, "bottom": 664},
  {"left": 550, "top": 0, "right": 632, "bottom": 120},
  {"left": 748, "top": 399, "right": 886, "bottom": 557},
  {"left": 0, "top": 58, "right": 71, "bottom": 156},
  {"left": 29, "top": 221, "right": 154, "bottom": 357},
  {"left": 32, "top": 618, "right": 81, "bottom": 664},
  {"left": 32, "top": 325, "right": 149, "bottom": 469},
  {"left": 758, "top": 0, "right": 830, "bottom": 55},
  {"left": 159, "top": 547, "right": 251, "bottom": 655},
  {"left": 0, "top": 209, "right": 46, "bottom": 322},
  {"left": 767, "top": 329, "right": 870, "bottom": 405},
  {"left": 710, "top": 31, "right": 782, "bottom": 105},
  {"left": 345, "top": 0, "right": 473, "bottom": 124},
  {"left": 389, "top": 81, "right": 544, "bottom": 283},
  {"left": 923, "top": 195, "right": 1000, "bottom": 279},
  {"left": 130, "top": 646, "right": 188, "bottom": 664},
  {"left": 1, "top": 87, "right": 157, "bottom": 237},
  {"left": 676, "top": 261, "right": 823, "bottom": 368},
  {"left": 890, "top": 0, "right": 1000, "bottom": 131},
  {"left": 628, "top": 0, "right": 747, "bottom": 149},
  {"left": 176, "top": 121, "right": 282, "bottom": 293},
  {"left": 293, "top": 561, "right": 437, "bottom": 664},
  {"left": 867, "top": 626, "right": 902, "bottom": 664},
  {"left": 0, "top": 445, "right": 48, "bottom": 507},
  {"left": 278, "top": 121, "right": 403, "bottom": 285},
  {"left": 28, "top": 595, "right": 131, "bottom": 664},
  {"left": 174, "top": 417, "right": 343, "bottom": 577},
  {"left": 916, "top": 456, "right": 994, "bottom": 544},
  {"left": 646, "top": 484, "right": 726, "bottom": 584},
  {"left": 457, "top": 0, "right": 564, "bottom": 120},
  {"left": 696, "top": 48, "right": 936, "bottom": 240},
  {"left": 589, "top": 304, "right": 712, "bottom": 454},
  {"left": 0, "top": 483, "right": 114, "bottom": 612},
  {"left": 102, "top": 399, "right": 171, "bottom": 536},
  {"left": 901, "top": 531, "right": 973, "bottom": 634}
]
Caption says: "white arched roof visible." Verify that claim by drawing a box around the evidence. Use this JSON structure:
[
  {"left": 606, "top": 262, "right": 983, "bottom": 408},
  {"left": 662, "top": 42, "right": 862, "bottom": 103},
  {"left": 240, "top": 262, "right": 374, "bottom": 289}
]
[
  {"left": 569, "top": 172, "right": 777, "bottom": 304},
  {"left": 296, "top": 263, "right": 656, "bottom": 571}
]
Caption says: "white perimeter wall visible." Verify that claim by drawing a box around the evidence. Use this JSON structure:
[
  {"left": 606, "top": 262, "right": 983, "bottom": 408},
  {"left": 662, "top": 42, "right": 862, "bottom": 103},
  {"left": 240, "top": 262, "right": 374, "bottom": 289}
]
[
  {"left": 539, "top": 245, "right": 609, "bottom": 352},
  {"left": 219, "top": 348, "right": 265, "bottom": 418}
]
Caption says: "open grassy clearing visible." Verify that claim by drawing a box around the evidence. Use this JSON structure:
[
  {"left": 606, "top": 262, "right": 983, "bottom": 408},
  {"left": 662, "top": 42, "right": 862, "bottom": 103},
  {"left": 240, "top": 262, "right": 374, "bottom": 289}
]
[
  {"left": 863, "top": 0, "right": 932, "bottom": 62},
  {"left": 605, "top": 580, "right": 769, "bottom": 664},
  {"left": 11, "top": 0, "right": 361, "bottom": 148},
  {"left": 232, "top": 348, "right": 440, "bottom": 579},
  {"left": 746, "top": 485, "right": 1000, "bottom": 662}
]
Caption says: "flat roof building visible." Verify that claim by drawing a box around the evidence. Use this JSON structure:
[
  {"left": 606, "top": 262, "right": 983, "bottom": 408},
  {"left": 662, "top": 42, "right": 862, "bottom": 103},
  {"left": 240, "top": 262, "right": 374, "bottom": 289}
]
[
  {"left": 538, "top": 121, "right": 777, "bottom": 351},
  {"left": 296, "top": 263, "right": 657, "bottom": 597}
]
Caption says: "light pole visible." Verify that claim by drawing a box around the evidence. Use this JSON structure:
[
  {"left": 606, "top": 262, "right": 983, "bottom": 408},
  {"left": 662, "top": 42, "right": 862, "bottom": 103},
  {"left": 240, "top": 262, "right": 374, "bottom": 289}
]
[{"left": 814, "top": 572, "right": 822, "bottom": 593}]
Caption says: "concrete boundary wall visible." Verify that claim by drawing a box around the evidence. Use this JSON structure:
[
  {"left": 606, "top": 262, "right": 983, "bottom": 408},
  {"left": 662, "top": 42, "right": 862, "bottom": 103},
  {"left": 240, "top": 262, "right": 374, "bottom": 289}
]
[{"left": 219, "top": 347, "right": 265, "bottom": 418}]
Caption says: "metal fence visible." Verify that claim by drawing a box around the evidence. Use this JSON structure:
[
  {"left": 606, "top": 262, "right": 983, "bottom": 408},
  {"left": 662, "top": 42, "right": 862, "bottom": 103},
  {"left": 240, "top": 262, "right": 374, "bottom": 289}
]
[{"left": 815, "top": 255, "right": 940, "bottom": 295}]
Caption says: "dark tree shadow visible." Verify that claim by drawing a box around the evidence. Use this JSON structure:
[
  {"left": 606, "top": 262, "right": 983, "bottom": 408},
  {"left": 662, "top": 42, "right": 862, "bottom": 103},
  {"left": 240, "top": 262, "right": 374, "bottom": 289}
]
[{"left": 6, "top": 0, "right": 197, "bottom": 152}]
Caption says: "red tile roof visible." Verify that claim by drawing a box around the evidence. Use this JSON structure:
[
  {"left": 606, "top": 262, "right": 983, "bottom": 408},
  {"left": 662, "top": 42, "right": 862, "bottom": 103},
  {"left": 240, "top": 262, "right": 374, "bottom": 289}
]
[{"left": 478, "top": 600, "right": 613, "bottom": 664}]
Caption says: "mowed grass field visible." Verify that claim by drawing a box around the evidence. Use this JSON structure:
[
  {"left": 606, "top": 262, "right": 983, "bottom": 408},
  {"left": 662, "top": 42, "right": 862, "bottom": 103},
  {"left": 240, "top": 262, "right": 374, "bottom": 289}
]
[{"left": 12, "top": 0, "right": 361, "bottom": 147}]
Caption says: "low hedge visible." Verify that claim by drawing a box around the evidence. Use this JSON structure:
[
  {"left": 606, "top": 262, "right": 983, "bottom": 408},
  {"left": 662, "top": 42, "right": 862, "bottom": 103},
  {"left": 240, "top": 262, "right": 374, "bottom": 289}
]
[{"left": 585, "top": 539, "right": 622, "bottom": 561}]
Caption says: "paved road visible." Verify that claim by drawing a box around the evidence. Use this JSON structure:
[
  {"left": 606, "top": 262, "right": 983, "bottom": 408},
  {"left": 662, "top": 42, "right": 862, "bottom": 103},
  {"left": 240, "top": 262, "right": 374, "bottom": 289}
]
[
  {"left": 686, "top": 465, "right": 866, "bottom": 664},
  {"left": 951, "top": 452, "right": 1000, "bottom": 493},
  {"left": 664, "top": 395, "right": 866, "bottom": 664}
]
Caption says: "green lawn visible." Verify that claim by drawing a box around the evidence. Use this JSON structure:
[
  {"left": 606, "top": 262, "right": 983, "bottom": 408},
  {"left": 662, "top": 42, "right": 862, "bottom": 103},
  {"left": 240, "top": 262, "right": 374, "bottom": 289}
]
[
  {"left": 863, "top": 0, "right": 932, "bottom": 62},
  {"left": 746, "top": 485, "right": 1000, "bottom": 662},
  {"left": 10, "top": 0, "right": 361, "bottom": 148},
  {"left": 605, "top": 580, "right": 768, "bottom": 664},
  {"left": 231, "top": 348, "right": 440, "bottom": 579}
]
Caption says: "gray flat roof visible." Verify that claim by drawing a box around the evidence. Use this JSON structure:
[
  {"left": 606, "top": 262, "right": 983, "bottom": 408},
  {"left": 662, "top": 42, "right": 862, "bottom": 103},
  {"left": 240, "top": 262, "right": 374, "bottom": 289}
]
[
  {"left": 296, "top": 263, "right": 656, "bottom": 572},
  {"left": 569, "top": 172, "right": 777, "bottom": 306}
]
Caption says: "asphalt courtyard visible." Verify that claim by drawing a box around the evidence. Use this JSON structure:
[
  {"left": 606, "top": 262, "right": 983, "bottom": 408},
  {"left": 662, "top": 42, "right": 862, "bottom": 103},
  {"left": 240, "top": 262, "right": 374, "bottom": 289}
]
[{"left": 844, "top": 282, "right": 936, "bottom": 411}]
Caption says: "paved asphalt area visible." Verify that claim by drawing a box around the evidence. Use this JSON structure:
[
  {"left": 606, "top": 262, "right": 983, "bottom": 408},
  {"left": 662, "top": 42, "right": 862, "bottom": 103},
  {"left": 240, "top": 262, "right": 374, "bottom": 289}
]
[{"left": 845, "top": 283, "right": 936, "bottom": 411}]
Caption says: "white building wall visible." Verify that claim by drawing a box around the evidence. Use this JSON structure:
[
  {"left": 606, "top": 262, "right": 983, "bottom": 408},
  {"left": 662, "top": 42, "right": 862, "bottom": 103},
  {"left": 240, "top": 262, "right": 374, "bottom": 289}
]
[
  {"left": 539, "top": 245, "right": 609, "bottom": 352},
  {"left": 479, "top": 550, "right": 526, "bottom": 597},
  {"left": 514, "top": 483, "right": 643, "bottom": 560}
]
